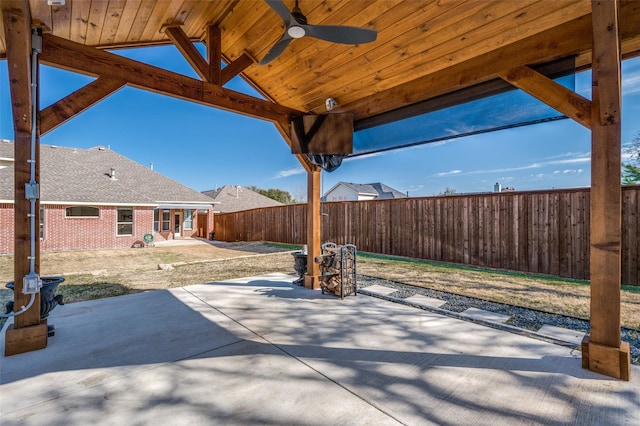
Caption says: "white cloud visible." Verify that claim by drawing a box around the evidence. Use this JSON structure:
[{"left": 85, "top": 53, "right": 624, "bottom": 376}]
[
  {"left": 623, "top": 71, "right": 640, "bottom": 95},
  {"left": 454, "top": 152, "right": 591, "bottom": 178},
  {"left": 436, "top": 169, "right": 462, "bottom": 177},
  {"left": 273, "top": 167, "right": 305, "bottom": 179},
  {"left": 547, "top": 156, "right": 591, "bottom": 166}
]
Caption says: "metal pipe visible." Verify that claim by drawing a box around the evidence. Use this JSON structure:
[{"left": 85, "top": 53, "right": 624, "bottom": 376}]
[
  {"left": 28, "top": 29, "right": 40, "bottom": 276},
  {"left": 0, "top": 294, "right": 36, "bottom": 318}
]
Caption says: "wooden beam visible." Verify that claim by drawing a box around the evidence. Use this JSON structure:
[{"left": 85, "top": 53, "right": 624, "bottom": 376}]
[
  {"left": 498, "top": 66, "right": 592, "bottom": 129},
  {"left": 340, "top": 2, "right": 640, "bottom": 123},
  {"left": 40, "top": 34, "right": 300, "bottom": 124},
  {"left": 40, "top": 77, "right": 126, "bottom": 135},
  {"left": 2, "top": 0, "right": 47, "bottom": 355},
  {"left": 206, "top": 25, "right": 222, "bottom": 85},
  {"left": 221, "top": 52, "right": 255, "bottom": 85},
  {"left": 164, "top": 25, "right": 210, "bottom": 82},
  {"left": 304, "top": 169, "right": 322, "bottom": 290},
  {"left": 583, "top": 0, "right": 630, "bottom": 381}
]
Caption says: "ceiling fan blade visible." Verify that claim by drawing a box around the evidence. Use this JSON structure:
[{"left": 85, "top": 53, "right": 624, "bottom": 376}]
[
  {"left": 259, "top": 33, "right": 293, "bottom": 65},
  {"left": 304, "top": 25, "right": 377, "bottom": 45},
  {"left": 264, "top": 0, "right": 295, "bottom": 26}
]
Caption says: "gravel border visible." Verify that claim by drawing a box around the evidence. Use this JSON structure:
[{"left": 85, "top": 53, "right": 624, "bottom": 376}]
[{"left": 357, "top": 275, "right": 639, "bottom": 365}]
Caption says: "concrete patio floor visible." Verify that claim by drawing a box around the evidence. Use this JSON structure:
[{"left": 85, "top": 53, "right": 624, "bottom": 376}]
[{"left": 1, "top": 273, "right": 638, "bottom": 425}]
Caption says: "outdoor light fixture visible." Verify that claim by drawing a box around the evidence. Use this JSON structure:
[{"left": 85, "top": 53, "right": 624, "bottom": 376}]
[
  {"left": 287, "top": 26, "right": 306, "bottom": 39},
  {"left": 47, "top": 0, "right": 65, "bottom": 5},
  {"left": 325, "top": 97, "right": 337, "bottom": 111}
]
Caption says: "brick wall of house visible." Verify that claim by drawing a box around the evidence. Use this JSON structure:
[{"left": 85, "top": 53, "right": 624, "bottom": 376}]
[
  {"left": 40, "top": 205, "right": 154, "bottom": 252},
  {"left": 0, "top": 205, "right": 214, "bottom": 254},
  {"left": 0, "top": 204, "right": 154, "bottom": 254},
  {"left": 0, "top": 203, "right": 14, "bottom": 255}
]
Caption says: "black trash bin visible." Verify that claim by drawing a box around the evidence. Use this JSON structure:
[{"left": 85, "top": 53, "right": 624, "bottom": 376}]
[{"left": 209, "top": 231, "right": 215, "bottom": 240}]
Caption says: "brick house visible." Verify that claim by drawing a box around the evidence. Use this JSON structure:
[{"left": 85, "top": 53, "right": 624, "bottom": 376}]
[{"left": 0, "top": 141, "right": 216, "bottom": 254}]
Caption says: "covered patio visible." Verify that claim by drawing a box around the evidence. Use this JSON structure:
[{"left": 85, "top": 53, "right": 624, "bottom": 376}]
[
  {"left": 2, "top": 273, "right": 639, "bottom": 425},
  {"left": 2, "top": 0, "right": 639, "bottom": 392}
]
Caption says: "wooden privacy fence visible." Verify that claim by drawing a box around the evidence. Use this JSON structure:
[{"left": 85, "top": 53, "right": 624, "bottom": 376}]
[{"left": 215, "top": 186, "right": 640, "bottom": 286}]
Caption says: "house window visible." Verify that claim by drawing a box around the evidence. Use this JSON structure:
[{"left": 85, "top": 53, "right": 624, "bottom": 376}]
[
  {"left": 162, "top": 209, "right": 170, "bottom": 231},
  {"left": 39, "top": 205, "right": 44, "bottom": 239},
  {"left": 154, "top": 209, "right": 159, "bottom": 232},
  {"left": 117, "top": 207, "right": 133, "bottom": 236},
  {"left": 184, "top": 209, "right": 193, "bottom": 230},
  {"left": 66, "top": 206, "right": 99, "bottom": 217}
]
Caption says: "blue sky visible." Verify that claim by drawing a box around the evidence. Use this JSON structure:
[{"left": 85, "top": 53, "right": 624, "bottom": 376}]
[{"left": 1, "top": 45, "right": 639, "bottom": 199}]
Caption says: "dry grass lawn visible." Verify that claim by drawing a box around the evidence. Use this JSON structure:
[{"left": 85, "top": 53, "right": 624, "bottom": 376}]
[{"left": 1, "top": 241, "right": 638, "bottom": 330}]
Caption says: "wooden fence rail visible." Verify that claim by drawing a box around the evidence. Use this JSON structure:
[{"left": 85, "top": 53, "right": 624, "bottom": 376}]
[{"left": 215, "top": 186, "right": 639, "bottom": 286}]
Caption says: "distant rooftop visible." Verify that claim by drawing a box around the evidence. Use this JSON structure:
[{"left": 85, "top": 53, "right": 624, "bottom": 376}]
[
  {"left": 202, "top": 185, "right": 283, "bottom": 213},
  {"left": 0, "top": 140, "right": 214, "bottom": 207},
  {"left": 324, "top": 182, "right": 407, "bottom": 201}
]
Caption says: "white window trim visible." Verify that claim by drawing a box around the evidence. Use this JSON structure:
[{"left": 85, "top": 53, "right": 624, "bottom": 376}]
[
  {"left": 65, "top": 205, "right": 100, "bottom": 218},
  {"left": 117, "top": 207, "right": 134, "bottom": 236}
]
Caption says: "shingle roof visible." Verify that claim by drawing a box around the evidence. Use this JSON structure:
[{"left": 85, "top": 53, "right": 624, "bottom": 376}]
[
  {"left": 331, "top": 182, "right": 407, "bottom": 199},
  {"left": 202, "top": 185, "right": 283, "bottom": 213},
  {"left": 0, "top": 140, "right": 214, "bottom": 206}
]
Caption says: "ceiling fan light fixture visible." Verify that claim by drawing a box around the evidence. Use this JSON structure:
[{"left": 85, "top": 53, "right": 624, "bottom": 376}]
[
  {"left": 288, "top": 26, "right": 306, "bottom": 39},
  {"left": 260, "top": 0, "right": 377, "bottom": 65}
]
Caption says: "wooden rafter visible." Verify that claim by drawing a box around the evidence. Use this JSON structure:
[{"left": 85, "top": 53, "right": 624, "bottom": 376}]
[
  {"left": 498, "top": 66, "right": 592, "bottom": 129},
  {"left": 40, "top": 77, "right": 126, "bottom": 135},
  {"left": 165, "top": 24, "right": 254, "bottom": 86},
  {"left": 40, "top": 34, "right": 300, "bottom": 125},
  {"left": 164, "top": 25, "right": 210, "bottom": 82},
  {"left": 221, "top": 52, "right": 255, "bottom": 85}
]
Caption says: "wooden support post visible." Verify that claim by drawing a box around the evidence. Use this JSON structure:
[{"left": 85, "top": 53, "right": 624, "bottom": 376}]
[
  {"left": 304, "top": 168, "right": 322, "bottom": 289},
  {"left": 2, "top": 1, "right": 47, "bottom": 355},
  {"left": 582, "top": 0, "right": 630, "bottom": 380}
]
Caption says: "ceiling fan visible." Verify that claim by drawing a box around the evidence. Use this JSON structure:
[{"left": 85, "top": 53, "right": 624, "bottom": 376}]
[{"left": 259, "top": 0, "right": 377, "bottom": 65}]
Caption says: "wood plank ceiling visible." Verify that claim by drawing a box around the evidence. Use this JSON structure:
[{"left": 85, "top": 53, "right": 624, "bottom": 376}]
[{"left": 1, "top": 0, "right": 640, "bottom": 125}]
